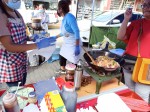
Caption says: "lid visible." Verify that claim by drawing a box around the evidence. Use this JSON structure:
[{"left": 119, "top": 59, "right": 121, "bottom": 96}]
[
  {"left": 65, "top": 63, "right": 76, "bottom": 71},
  {"left": 64, "top": 81, "right": 75, "bottom": 90},
  {"left": 3, "top": 92, "right": 16, "bottom": 104},
  {"left": 77, "top": 60, "right": 82, "bottom": 66},
  {"left": 28, "top": 91, "right": 36, "bottom": 98}
]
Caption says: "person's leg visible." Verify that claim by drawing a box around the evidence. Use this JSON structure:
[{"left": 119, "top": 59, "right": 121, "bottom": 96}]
[
  {"left": 59, "top": 55, "right": 67, "bottom": 70},
  {"left": 20, "top": 73, "right": 27, "bottom": 86},
  {"left": 135, "top": 83, "right": 150, "bottom": 103},
  {"left": 123, "top": 68, "right": 135, "bottom": 91},
  {"left": 6, "top": 73, "right": 27, "bottom": 87}
]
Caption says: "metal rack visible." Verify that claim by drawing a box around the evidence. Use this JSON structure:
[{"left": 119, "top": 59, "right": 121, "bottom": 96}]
[{"left": 82, "top": 62, "right": 122, "bottom": 94}]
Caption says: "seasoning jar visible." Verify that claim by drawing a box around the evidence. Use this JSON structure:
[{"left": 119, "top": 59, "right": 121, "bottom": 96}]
[
  {"left": 2, "top": 92, "right": 20, "bottom": 112},
  {"left": 65, "top": 63, "right": 76, "bottom": 82},
  {"left": 28, "top": 92, "right": 37, "bottom": 104}
]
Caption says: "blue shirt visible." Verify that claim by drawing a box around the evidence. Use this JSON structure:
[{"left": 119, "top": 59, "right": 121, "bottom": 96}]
[{"left": 62, "top": 13, "right": 80, "bottom": 39}]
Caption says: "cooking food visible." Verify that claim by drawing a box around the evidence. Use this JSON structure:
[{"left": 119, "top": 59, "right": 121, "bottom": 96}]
[{"left": 95, "top": 56, "right": 120, "bottom": 68}]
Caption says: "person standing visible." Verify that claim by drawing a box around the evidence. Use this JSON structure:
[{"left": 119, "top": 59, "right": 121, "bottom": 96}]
[
  {"left": 0, "top": 0, "right": 54, "bottom": 87},
  {"left": 31, "top": 4, "right": 39, "bottom": 17},
  {"left": 117, "top": 0, "right": 150, "bottom": 102},
  {"left": 51, "top": 0, "right": 82, "bottom": 73},
  {"left": 35, "top": 4, "right": 49, "bottom": 32},
  {"left": 34, "top": 4, "right": 39, "bottom": 10}
]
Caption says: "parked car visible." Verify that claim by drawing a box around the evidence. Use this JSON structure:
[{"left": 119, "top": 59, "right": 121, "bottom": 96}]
[{"left": 78, "top": 10, "right": 143, "bottom": 43}]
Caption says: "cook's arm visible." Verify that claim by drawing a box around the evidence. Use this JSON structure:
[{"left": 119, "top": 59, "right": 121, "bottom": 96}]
[
  {"left": 55, "top": 33, "right": 63, "bottom": 38},
  {"left": 0, "top": 35, "right": 37, "bottom": 52},
  {"left": 117, "top": 9, "right": 132, "bottom": 40}
]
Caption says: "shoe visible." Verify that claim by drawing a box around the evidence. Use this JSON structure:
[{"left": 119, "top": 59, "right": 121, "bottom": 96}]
[{"left": 55, "top": 69, "right": 66, "bottom": 74}]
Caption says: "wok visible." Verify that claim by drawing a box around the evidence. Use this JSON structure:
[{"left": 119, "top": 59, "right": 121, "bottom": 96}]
[{"left": 83, "top": 42, "right": 125, "bottom": 73}]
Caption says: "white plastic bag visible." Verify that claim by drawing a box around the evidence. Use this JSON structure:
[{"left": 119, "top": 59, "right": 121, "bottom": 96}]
[{"left": 101, "top": 35, "right": 116, "bottom": 49}]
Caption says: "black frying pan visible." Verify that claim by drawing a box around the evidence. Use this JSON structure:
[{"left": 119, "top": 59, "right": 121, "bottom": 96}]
[{"left": 83, "top": 42, "right": 125, "bottom": 73}]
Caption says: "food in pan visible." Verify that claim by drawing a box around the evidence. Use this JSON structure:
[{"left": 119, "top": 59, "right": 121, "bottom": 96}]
[{"left": 95, "top": 56, "right": 120, "bottom": 68}]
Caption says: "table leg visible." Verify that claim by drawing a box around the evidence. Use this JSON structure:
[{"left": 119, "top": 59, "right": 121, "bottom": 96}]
[{"left": 96, "top": 82, "right": 102, "bottom": 94}]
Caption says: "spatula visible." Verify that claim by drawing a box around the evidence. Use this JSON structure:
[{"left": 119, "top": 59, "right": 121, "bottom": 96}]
[{"left": 82, "top": 46, "right": 97, "bottom": 65}]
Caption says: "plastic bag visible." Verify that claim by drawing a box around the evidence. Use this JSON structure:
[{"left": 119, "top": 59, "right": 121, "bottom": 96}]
[{"left": 100, "top": 35, "right": 116, "bottom": 49}]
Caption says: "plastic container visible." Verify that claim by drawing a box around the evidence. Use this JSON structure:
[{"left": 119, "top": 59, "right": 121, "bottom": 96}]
[
  {"left": 61, "top": 81, "right": 77, "bottom": 112},
  {"left": 28, "top": 91, "right": 37, "bottom": 103},
  {"left": 2, "top": 92, "right": 20, "bottom": 112},
  {"left": 65, "top": 64, "right": 76, "bottom": 82}
]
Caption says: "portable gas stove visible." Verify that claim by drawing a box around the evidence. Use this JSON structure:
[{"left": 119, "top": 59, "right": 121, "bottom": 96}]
[{"left": 81, "top": 61, "right": 122, "bottom": 94}]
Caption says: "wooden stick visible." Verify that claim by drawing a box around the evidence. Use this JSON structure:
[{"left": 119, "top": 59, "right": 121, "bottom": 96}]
[{"left": 82, "top": 46, "right": 97, "bottom": 65}]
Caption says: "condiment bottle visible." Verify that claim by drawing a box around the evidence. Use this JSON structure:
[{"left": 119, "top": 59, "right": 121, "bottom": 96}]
[
  {"left": 2, "top": 92, "right": 20, "bottom": 112},
  {"left": 0, "top": 103, "right": 5, "bottom": 112},
  {"left": 65, "top": 63, "right": 76, "bottom": 82},
  {"left": 74, "top": 60, "right": 83, "bottom": 90},
  {"left": 28, "top": 91, "right": 37, "bottom": 104},
  {"left": 61, "top": 81, "right": 77, "bottom": 112}
]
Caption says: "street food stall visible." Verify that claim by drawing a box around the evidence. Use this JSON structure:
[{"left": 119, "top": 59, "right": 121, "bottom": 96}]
[{"left": 0, "top": 76, "right": 150, "bottom": 112}]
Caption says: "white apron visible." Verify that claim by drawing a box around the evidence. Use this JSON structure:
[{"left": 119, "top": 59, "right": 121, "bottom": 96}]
[{"left": 60, "top": 24, "right": 82, "bottom": 64}]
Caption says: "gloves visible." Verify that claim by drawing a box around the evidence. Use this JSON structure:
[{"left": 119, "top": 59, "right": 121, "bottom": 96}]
[
  {"left": 41, "top": 31, "right": 47, "bottom": 35},
  {"left": 32, "top": 34, "right": 39, "bottom": 42},
  {"left": 36, "top": 38, "right": 51, "bottom": 49},
  {"left": 49, "top": 36, "right": 57, "bottom": 43},
  {"left": 75, "top": 45, "right": 80, "bottom": 56}
]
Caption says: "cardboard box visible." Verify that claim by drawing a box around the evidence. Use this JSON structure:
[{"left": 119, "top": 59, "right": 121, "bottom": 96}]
[{"left": 40, "top": 90, "right": 67, "bottom": 112}]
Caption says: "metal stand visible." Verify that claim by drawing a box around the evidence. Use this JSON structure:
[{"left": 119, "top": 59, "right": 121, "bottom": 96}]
[{"left": 82, "top": 63, "right": 122, "bottom": 94}]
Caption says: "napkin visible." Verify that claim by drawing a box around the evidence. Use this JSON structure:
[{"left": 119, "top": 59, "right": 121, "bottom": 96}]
[
  {"left": 96, "top": 93, "right": 131, "bottom": 112},
  {"left": 23, "top": 104, "right": 40, "bottom": 112}
]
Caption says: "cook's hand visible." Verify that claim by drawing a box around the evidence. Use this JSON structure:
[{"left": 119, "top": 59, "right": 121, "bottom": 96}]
[
  {"left": 124, "top": 8, "right": 132, "bottom": 21},
  {"left": 75, "top": 45, "right": 80, "bottom": 56},
  {"left": 49, "top": 36, "right": 57, "bottom": 43},
  {"left": 32, "top": 34, "right": 39, "bottom": 42},
  {"left": 41, "top": 31, "right": 47, "bottom": 35},
  {"left": 36, "top": 38, "right": 51, "bottom": 49}
]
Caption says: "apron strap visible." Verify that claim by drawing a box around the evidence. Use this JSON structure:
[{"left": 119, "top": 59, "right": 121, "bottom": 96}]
[{"left": 137, "top": 20, "right": 143, "bottom": 57}]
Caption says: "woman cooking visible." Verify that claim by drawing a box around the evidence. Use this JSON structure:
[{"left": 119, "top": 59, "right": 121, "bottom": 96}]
[
  {"left": 50, "top": 0, "right": 82, "bottom": 73},
  {"left": 117, "top": 0, "right": 150, "bottom": 102},
  {"left": 0, "top": 0, "right": 54, "bottom": 87}
]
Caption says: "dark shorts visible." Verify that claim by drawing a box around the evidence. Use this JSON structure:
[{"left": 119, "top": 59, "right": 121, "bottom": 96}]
[{"left": 6, "top": 73, "right": 27, "bottom": 87}]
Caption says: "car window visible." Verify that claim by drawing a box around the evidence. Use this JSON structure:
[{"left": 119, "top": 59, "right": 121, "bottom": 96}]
[
  {"left": 129, "top": 14, "right": 143, "bottom": 21},
  {"left": 94, "top": 11, "right": 119, "bottom": 22},
  {"left": 107, "top": 14, "right": 124, "bottom": 25},
  {"left": 107, "top": 13, "right": 143, "bottom": 25}
]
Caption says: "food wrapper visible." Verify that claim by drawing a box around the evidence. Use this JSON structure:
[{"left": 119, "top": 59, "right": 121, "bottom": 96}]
[{"left": 100, "top": 35, "right": 116, "bottom": 49}]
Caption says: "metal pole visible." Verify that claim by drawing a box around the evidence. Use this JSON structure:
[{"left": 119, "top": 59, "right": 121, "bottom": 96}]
[
  {"left": 88, "top": 0, "right": 95, "bottom": 49},
  {"left": 76, "top": 0, "right": 79, "bottom": 18}
]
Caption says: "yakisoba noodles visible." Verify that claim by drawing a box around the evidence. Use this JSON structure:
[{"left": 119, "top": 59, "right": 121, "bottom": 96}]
[{"left": 95, "top": 56, "right": 120, "bottom": 68}]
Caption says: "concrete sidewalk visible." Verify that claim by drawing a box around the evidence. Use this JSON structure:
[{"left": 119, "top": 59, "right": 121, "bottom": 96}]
[{"left": 0, "top": 28, "right": 90, "bottom": 90}]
